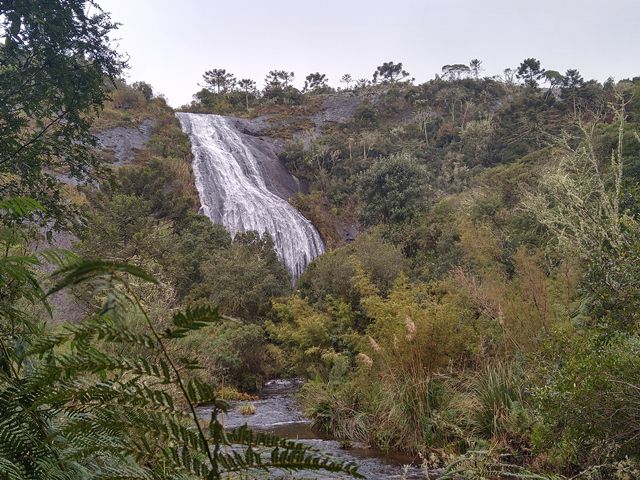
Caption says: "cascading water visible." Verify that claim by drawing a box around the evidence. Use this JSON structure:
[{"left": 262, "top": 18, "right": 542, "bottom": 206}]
[{"left": 176, "top": 112, "right": 325, "bottom": 279}]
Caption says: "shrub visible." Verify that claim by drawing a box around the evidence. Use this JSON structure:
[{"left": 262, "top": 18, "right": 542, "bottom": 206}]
[
  {"left": 239, "top": 403, "right": 257, "bottom": 416},
  {"left": 533, "top": 332, "right": 640, "bottom": 470},
  {"left": 357, "top": 153, "right": 427, "bottom": 226}
]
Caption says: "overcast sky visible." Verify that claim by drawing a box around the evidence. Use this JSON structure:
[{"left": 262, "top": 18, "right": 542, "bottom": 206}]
[{"left": 97, "top": 0, "right": 640, "bottom": 107}]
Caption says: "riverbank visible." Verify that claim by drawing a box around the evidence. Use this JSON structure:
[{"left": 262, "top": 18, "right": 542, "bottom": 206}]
[{"left": 197, "top": 379, "right": 433, "bottom": 479}]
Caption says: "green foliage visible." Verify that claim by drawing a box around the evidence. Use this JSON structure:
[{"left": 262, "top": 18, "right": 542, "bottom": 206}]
[
  {"left": 534, "top": 332, "right": 640, "bottom": 471},
  {"left": 185, "top": 322, "right": 276, "bottom": 391},
  {"left": 303, "top": 72, "right": 330, "bottom": 93},
  {"left": 4, "top": 18, "right": 636, "bottom": 475},
  {"left": 267, "top": 295, "right": 355, "bottom": 377},
  {"left": 373, "top": 61, "right": 410, "bottom": 83},
  {"left": 299, "top": 232, "right": 406, "bottom": 306},
  {"left": 235, "top": 77, "right": 640, "bottom": 477},
  {"left": 202, "top": 68, "right": 236, "bottom": 94},
  {"left": 441, "top": 63, "right": 471, "bottom": 81},
  {"left": 162, "top": 61, "right": 640, "bottom": 480},
  {"left": 77, "top": 192, "right": 288, "bottom": 387},
  {"left": 517, "top": 58, "right": 545, "bottom": 88},
  {"left": 194, "top": 233, "right": 290, "bottom": 321},
  {"left": 357, "top": 153, "right": 427, "bottom": 225},
  {"left": 466, "top": 362, "right": 527, "bottom": 439},
  {"left": 132, "top": 81, "right": 154, "bottom": 101},
  {"left": 0, "top": 0, "right": 124, "bottom": 228},
  {"left": 0, "top": 217, "right": 362, "bottom": 479},
  {"left": 523, "top": 102, "right": 640, "bottom": 330},
  {"left": 118, "top": 160, "right": 197, "bottom": 223},
  {"left": 167, "top": 214, "right": 231, "bottom": 299}
]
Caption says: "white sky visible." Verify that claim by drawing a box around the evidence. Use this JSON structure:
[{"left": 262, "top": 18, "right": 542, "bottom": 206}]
[{"left": 97, "top": 0, "right": 640, "bottom": 107}]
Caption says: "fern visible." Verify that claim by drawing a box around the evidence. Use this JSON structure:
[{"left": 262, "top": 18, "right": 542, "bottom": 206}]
[{"left": 0, "top": 238, "right": 362, "bottom": 479}]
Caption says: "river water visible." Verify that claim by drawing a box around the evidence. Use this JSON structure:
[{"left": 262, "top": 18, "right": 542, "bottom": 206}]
[{"left": 197, "top": 379, "right": 430, "bottom": 479}]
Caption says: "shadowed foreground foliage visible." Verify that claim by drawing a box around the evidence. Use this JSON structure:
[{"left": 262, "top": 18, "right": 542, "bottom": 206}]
[{"left": 0, "top": 199, "right": 361, "bottom": 480}]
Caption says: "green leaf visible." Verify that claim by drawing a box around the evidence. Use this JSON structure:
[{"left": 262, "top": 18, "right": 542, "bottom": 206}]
[
  {"left": 0, "top": 196, "right": 45, "bottom": 217},
  {"left": 47, "top": 259, "right": 157, "bottom": 296},
  {"left": 164, "top": 305, "right": 221, "bottom": 339}
]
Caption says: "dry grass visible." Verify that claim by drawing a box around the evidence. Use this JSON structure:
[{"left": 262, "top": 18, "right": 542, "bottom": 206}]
[{"left": 239, "top": 403, "right": 257, "bottom": 416}]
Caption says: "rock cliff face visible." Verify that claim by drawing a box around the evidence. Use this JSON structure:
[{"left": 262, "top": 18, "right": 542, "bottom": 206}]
[{"left": 95, "top": 118, "right": 154, "bottom": 165}]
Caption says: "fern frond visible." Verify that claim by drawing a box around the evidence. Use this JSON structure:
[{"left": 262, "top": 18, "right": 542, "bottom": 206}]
[
  {"left": 38, "top": 248, "right": 79, "bottom": 268},
  {"left": 0, "top": 254, "right": 363, "bottom": 479},
  {"left": 0, "top": 197, "right": 45, "bottom": 218},
  {"left": 164, "top": 305, "right": 221, "bottom": 339},
  {"left": 47, "top": 260, "right": 158, "bottom": 297}
]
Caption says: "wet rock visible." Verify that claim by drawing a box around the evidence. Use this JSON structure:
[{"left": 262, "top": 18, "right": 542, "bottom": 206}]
[{"left": 223, "top": 116, "right": 303, "bottom": 200}]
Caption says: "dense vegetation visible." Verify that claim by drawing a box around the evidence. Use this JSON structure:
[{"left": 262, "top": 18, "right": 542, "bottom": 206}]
[
  {"left": 181, "top": 58, "right": 640, "bottom": 478},
  {"left": 3, "top": 0, "right": 640, "bottom": 478},
  {"left": 0, "top": 1, "right": 360, "bottom": 478}
]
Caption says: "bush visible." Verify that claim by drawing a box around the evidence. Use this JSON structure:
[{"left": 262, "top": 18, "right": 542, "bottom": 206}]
[
  {"left": 534, "top": 332, "right": 640, "bottom": 470},
  {"left": 357, "top": 153, "right": 427, "bottom": 226},
  {"left": 299, "top": 232, "right": 406, "bottom": 306}
]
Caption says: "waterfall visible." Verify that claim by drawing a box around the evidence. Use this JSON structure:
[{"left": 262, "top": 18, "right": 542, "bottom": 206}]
[{"left": 176, "top": 112, "right": 325, "bottom": 279}]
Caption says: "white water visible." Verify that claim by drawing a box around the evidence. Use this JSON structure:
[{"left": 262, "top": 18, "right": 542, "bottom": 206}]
[{"left": 176, "top": 113, "right": 325, "bottom": 279}]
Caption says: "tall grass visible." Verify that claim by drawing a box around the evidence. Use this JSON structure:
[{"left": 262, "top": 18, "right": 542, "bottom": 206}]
[
  {"left": 371, "top": 371, "right": 452, "bottom": 450},
  {"left": 300, "top": 381, "right": 370, "bottom": 443},
  {"left": 466, "top": 361, "right": 525, "bottom": 439}
]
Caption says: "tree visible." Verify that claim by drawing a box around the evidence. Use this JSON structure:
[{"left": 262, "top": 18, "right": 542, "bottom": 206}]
[
  {"left": 197, "top": 232, "right": 290, "bottom": 320},
  {"left": 436, "top": 85, "right": 466, "bottom": 124},
  {"left": 543, "top": 70, "right": 564, "bottom": 99},
  {"left": 414, "top": 110, "right": 434, "bottom": 147},
  {"left": 516, "top": 58, "right": 545, "bottom": 88},
  {"left": 469, "top": 59, "right": 483, "bottom": 79},
  {"left": 373, "top": 61, "right": 410, "bottom": 83},
  {"left": 0, "top": 0, "right": 124, "bottom": 228},
  {"left": 263, "top": 70, "right": 300, "bottom": 105},
  {"left": 203, "top": 68, "right": 236, "bottom": 93},
  {"left": 237, "top": 78, "right": 257, "bottom": 110},
  {"left": 543, "top": 70, "right": 564, "bottom": 89},
  {"left": 503, "top": 68, "right": 516, "bottom": 86},
  {"left": 355, "top": 78, "right": 370, "bottom": 89},
  {"left": 265, "top": 69, "right": 295, "bottom": 88},
  {"left": 522, "top": 101, "right": 640, "bottom": 328},
  {"left": 357, "top": 153, "right": 426, "bottom": 225},
  {"left": 561, "top": 69, "right": 585, "bottom": 102},
  {"left": 132, "top": 80, "right": 154, "bottom": 100},
  {"left": 562, "top": 69, "right": 584, "bottom": 90},
  {"left": 442, "top": 64, "right": 471, "bottom": 81},
  {"left": 340, "top": 73, "right": 353, "bottom": 89},
  {"left": 298, "top": 232, "right": 406, "bottom": 305},
  {"left": 303, "top": 72, "right": 328, "bottom": 92}
]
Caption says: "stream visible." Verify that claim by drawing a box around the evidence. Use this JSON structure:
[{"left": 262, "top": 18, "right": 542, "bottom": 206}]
[{"left": 197, "top": 379, "right": 432, "bottom": 479}]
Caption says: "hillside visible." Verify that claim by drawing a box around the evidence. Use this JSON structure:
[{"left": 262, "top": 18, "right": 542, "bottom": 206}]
[
  {"left": 69, "top": 66, "right": 640, "bottom": 477},
  {"left": 2, "top": 8, "right": 640, "bottom": 476}
]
